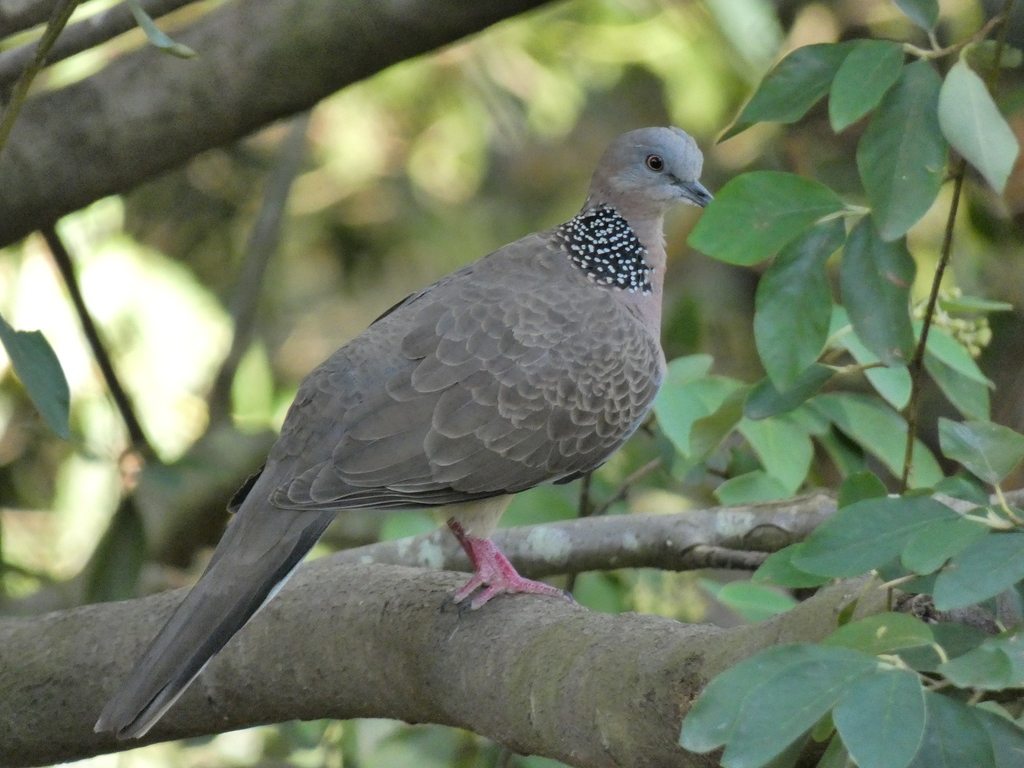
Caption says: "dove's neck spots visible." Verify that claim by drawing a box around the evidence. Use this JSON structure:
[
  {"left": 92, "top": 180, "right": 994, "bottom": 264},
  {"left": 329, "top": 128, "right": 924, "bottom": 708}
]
[{"left": 554, "top": 205, "right": 651, "bottom": 293}]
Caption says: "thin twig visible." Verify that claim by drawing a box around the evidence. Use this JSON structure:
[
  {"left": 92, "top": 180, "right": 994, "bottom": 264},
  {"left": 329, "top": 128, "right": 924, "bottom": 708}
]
[
  {"left": 206, "top": 112, "right": 311, "bottom": 422},
  {"left": 902, "top": 13, "right": 1004, "bottom": 59},
  {"left": 590, "top": 458, "right": 661, "bottom": 518},
  {"left": 0, "top": 0, "right": 202, "bottom": 88},
  {"left": 0, "top": 0, "right": 82, "bottom": 161},
  {"left": 901, "top": 162, "right": 965, "bottom": 490},
  {"left": 40, "top": 227, "right": 155, "bottom": 457},
  {"left": 900, "top": 1, "right": 1015, "bottom": 490}
]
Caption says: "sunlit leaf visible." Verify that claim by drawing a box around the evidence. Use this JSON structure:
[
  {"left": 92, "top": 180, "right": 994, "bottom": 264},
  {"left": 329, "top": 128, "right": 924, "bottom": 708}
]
[
  {"left": 829, "top": 40, "right": 905, "bottom": 132},
  {"left": 938, "top": 295, "right": 1014, "bottom": 314},
  {"left": 723, "top": 43, "right": 855, "bottom": 139},
  {"left": 0, "top": 311, "right": 70, "bottom": 440},
  {"left": 938, "top": 418, "right": 1024, "bottom": 484},
  {"left": 938, "top": 59, "right": 1020, "bottom": 193},
  {"left": 857, "top": 61, "right": 946, "bottom": 241},
  {"left": 690, "top": 386, "right": 750, "bottom": 460},
  {"left": 689, "top": 172, "right": 844, "bottom": 266},
  {"left": 839, "top": 218, "right": 916, "bottom": 367},
  {"left": 925, "top": 354, "right": 991, "bottom": 421}
]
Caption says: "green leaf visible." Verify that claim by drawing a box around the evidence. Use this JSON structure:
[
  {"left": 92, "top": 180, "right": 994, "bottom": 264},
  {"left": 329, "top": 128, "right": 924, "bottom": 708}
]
[
  {"left": 655, "top": 375, "right": 745, "bottom": 457},
  {"left": 754, "top": 544, "right": 830, "bottom": 588},
  {"left": 739, "top": 416, "right": 813, "bottom": 493},
  {"left": 934, "top": 472, "right": 990, "bottom": 505},
  {"left": 975, "top": 706, "right": 1024, "bottom": 768},
  {"left": 857, "top": 61, "right": 946, "bottom": 241},
  {"left": 125, "top": 0, "right": 197, "bottom": 58},
  {"left": 938, "top": 418, "right": 1024, "bottom": 485},
  {"left": 894, "top": 0, "right": 939, "bottom": 29},
  {"left": 901, "top": 516, "right": 990, "bottom": 574},
  {"left": 926, "top": 354, "right": 991, "bottom": 421},
  {"left": 715, "top": 470, "right": 791, "bottom": 505},
  {"left": 690, "top": 386, "right": 750, "bottom": 460},
  {"left": 724, "top": 43, "right": 855, "bottom": 139},
  {"left": 744, "top": 366, "right": 834, "bottom": 420},
  {"left": 898, "top": 622, "right": 990, "bottom": 672},
  {"left": 0, "top": 311, "right": 70, "bottom": 440},
  {"left": 680, "top": 644, "right": 824, "bottom": 753},
  {"left": 664, "top": 354, "right": 715, "bottom": 386},
  {"left": 938, "top": 295, "right": 1015, "bottom": 314},
  {"left": 939, "top": 59, "right": 1020, "bottom": 194},
  {"left": 833, "top": 669, "right": 926, "bottom": 768},
  {"left": 794, "top": 496, "right": 958, "bottom": 577},
  {"left": 818, "top": 429, "right": 867, "bottom": 478},
  {"left": 839, "top": 324, "right": 912, "bottom": 409},
  {"left": 837, "top": 471, "right": 888, "bottom": 509},
  {"left": 939, "top": 643, "right": 1016, "bottom": 690},
  {"left": 839, "top": 218, "right": 916, "bottom": 367},
  {"left": 907, "top": 692, "right": 996, "bottom": 768},
  {"left": 721, "top": 646, "right": 878, "bottom": 768},
  {"left": 933, "top": 532, "right": 1024, "bottom": 610},
  {"left": 706, "top": 580, "right": 798, "bottom": 622},
  {"left": 755, "top": 221, "right": 844, "bottom": 389},
  {"left": 85, "top": 496, "right": 148, "bottom": 603},
  {"left": 688, "top": 172, "right": 845, "bottom": 266},
  {"left": 822, "top": 613, "right": 934, "bottom": 655},
  {"left": 829, "top": 40, "right": 905, "bottom": 132},
  {"left": 817, "top": 736, "right": 852, "bottom": 768},
  {"left": 812, "top": 393, "right": 942, "bottom": 488}
]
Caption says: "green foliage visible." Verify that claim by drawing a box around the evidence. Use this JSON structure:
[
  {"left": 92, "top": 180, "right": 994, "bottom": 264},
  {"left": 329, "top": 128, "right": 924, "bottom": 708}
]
[
  {"left": 754, "top": 221, "right": 843, "bottom": 389},
  {"left": 938, "top": 418, "right": 1024, "bottom": 485},
  {"left": 828, "top": 40, "right": 904, "bottom": 132},
  {"left": 857, "top": 61, "right": 946, "bottom": 241},
  {"left": 688, "top": 172, "right": 844, "bottom": 265},
  {"left": 938, "top": 58, "right": 1020, "bottom": 193},
  {"left": 0, "top": 311, "right": 70, "bottom": 440},
  {"left": 839, "top": 218, "right": 916, "bottom": 366}
]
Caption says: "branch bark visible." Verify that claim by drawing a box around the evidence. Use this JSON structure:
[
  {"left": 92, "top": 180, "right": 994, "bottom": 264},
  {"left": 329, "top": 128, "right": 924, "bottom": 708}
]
[
  {"left": 0, "top": 0, "right": 553, "bottom": 248},
  {"left": 0, "top": 561, "right": 880, "bottom": 768},
  {"left": 334, "top": 492, "right": 837, "bottom": 576}
]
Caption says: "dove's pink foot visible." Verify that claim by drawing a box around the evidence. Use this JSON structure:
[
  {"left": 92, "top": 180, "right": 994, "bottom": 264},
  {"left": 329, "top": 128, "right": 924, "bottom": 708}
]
[{"left": 447, "top": 519, "right": 570, "bottom": 609}]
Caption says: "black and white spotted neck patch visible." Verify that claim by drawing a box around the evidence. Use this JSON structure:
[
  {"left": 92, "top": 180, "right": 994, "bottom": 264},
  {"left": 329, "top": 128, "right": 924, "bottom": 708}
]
[{"left": 553, "top": 205, "right": 651, "bottom": 293}]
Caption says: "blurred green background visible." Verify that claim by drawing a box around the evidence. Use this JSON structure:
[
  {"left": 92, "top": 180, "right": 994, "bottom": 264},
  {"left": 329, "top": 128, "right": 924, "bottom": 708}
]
[{"left": 2, "top": 0, "right": 1024, "bottom": 765}]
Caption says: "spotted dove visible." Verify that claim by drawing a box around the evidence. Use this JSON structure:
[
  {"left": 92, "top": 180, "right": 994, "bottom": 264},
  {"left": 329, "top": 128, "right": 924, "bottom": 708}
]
[{"left": 95, "top": 126, "right": 712, "bottom": 738}]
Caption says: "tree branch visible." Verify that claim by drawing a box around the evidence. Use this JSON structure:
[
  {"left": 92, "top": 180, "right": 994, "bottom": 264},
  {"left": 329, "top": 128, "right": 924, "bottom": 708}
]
[
  {"left": 0, "top": 0, "right": 554, "bottom": 248},
  {"left": 0, "top": 562, "right": 882, "bottom": 768},
  {"left": 332, "top": 492, "right": 837, "bottom": 577}
]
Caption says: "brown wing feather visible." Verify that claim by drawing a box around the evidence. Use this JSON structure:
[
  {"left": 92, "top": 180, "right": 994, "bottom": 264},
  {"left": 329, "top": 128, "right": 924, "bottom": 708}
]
[{"left": 266, "top": 233, "right": 663, "bottom": 512}]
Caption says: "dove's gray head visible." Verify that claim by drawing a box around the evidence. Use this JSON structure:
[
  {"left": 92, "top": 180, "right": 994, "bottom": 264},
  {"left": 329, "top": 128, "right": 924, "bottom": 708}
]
[{"left": 589, "top": 127, "right": 712, "bottom": 219}]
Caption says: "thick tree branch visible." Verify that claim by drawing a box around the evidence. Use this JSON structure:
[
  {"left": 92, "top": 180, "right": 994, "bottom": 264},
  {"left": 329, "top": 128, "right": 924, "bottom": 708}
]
[
  {"left": 0, "top": 562, "right": 881, "bottom": 768},
  {"left": 0, "top": 0, "right": 554, "bottom": 248}
]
